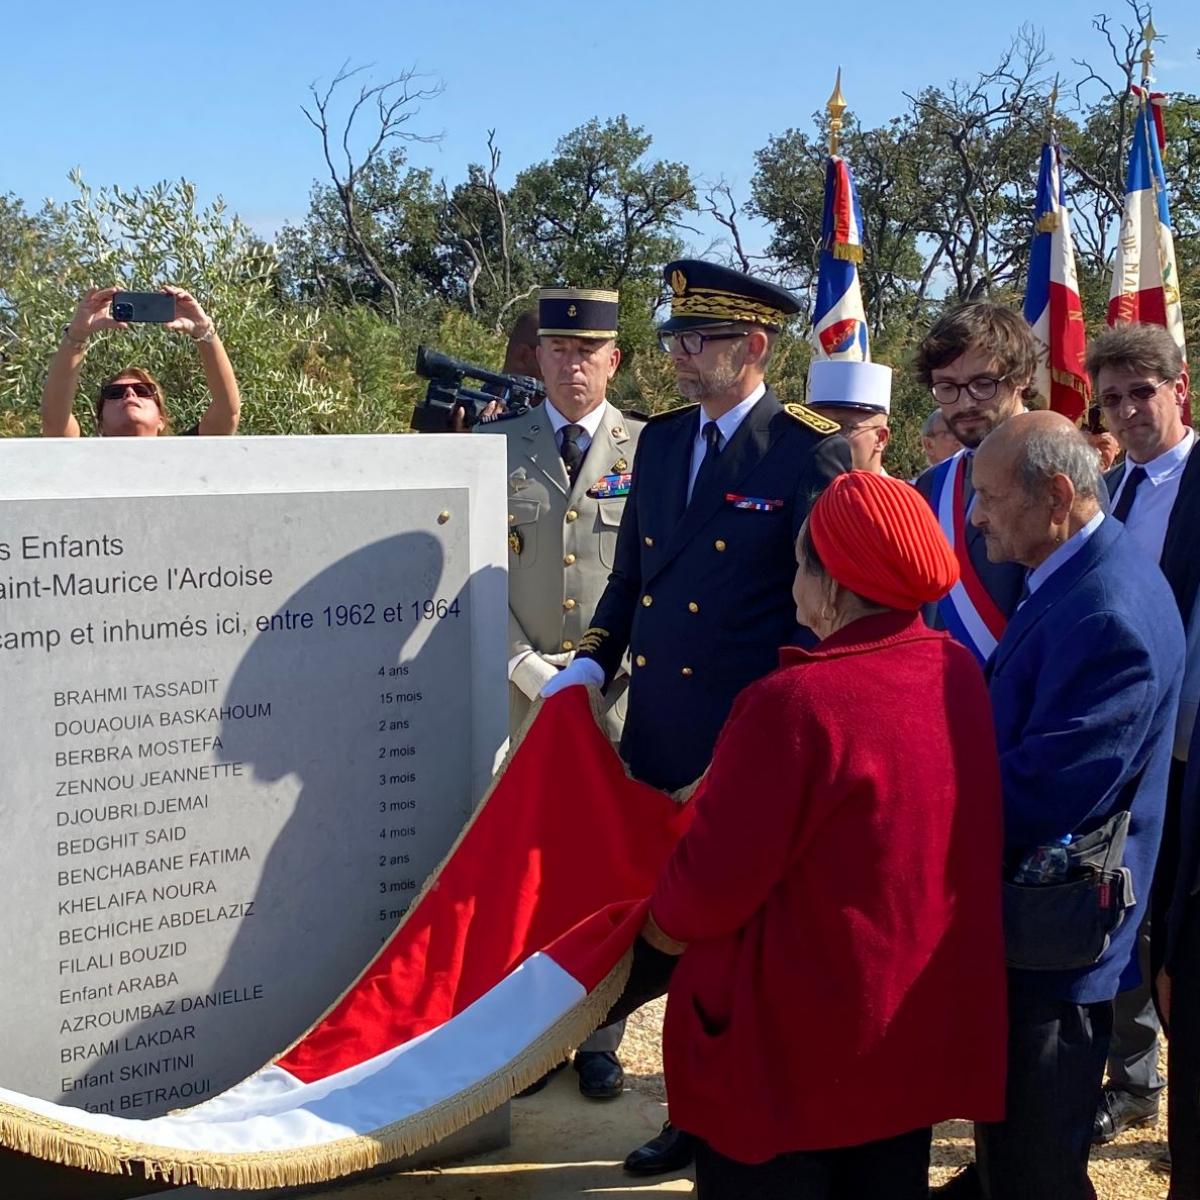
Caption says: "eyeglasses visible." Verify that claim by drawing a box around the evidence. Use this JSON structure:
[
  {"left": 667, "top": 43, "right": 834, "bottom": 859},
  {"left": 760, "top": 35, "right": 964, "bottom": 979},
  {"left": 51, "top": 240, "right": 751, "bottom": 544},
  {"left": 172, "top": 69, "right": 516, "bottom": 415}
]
[
  {"left": 930, "top": 375, "right": 1010, "bottom": 406},
  {"left": 100, "top": 382, "right": 155, "bottom": 402},
  {"left": 1097, "top": 380, "right": 1169, "bottom": 410},
  {"left": 838, "top": 419, "right": 886, "bottom": 436},
  {"left": 658, "top": 330, "right": 749, "bottom": 356}
]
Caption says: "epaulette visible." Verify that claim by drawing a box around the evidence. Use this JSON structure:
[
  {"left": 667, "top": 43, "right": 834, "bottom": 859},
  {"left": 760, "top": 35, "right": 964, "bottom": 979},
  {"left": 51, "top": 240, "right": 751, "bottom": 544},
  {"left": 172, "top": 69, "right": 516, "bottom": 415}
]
[
  {"left": 783, "top": 403, "right": 841, "bottom": 436},
  {"left": 646, "top": 403, "right": 700, "bottom": 424}
]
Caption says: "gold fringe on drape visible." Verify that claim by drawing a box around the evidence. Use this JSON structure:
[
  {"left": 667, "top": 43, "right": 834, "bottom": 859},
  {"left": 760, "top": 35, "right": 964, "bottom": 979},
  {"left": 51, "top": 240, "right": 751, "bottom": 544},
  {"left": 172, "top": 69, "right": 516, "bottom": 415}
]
[
  {"left": 0, "top": 686, "right": 664, "bottom": 1188},
  {"left": 0, "top": 948, "right": 632, "bottom": 1189}
]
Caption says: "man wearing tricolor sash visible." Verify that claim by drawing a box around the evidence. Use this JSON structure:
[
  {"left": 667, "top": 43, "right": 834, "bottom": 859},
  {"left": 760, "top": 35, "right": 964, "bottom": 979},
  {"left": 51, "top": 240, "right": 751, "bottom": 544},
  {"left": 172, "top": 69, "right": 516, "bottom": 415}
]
[{"left": 913, "top": 305, "right": 1036, "bottom": 666}]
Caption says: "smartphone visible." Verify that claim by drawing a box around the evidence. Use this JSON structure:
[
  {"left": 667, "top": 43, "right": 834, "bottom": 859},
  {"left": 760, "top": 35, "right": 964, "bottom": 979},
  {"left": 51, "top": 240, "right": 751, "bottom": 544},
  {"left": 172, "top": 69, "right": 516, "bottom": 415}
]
[{"left": 111, "top": 291, "right": 176, "bottom": 324}]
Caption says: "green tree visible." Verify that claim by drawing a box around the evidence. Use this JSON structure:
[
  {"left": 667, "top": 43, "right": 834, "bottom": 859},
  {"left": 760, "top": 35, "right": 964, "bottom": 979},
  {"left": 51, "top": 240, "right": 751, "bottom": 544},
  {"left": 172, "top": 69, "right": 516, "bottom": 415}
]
[
  {"left": 511, "top": 116, "right": 696, "bottom": 351},
  {"left": 277, "top": 150, "right": 447, "bottom": 312}
]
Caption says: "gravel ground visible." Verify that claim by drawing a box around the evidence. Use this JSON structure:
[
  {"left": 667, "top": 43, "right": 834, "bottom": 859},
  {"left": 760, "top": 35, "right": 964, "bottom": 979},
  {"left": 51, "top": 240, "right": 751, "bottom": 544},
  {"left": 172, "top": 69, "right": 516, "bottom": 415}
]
[{"left": 622, "top": 999, "right": 1170, "bottom": 1199}]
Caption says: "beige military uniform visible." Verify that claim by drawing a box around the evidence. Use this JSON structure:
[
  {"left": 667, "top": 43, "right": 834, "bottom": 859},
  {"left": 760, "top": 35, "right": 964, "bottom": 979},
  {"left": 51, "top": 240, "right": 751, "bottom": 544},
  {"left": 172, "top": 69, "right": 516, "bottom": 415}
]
[{"left": 476, "top": 400, "right": 644, "bottom": 740}]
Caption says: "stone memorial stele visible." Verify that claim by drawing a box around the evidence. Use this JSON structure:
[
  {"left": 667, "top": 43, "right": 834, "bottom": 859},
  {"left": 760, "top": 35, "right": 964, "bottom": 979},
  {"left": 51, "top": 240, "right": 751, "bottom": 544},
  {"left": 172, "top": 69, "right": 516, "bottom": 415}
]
[{"left": 0, "top": 435, "right": 510, "bottom": 1192}]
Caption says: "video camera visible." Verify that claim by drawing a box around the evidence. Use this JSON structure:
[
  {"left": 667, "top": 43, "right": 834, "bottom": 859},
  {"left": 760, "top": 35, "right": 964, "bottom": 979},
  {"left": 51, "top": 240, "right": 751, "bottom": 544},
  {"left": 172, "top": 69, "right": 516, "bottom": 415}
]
[{"left": 411, "top": 345, "right": 545, "bottom": 432}]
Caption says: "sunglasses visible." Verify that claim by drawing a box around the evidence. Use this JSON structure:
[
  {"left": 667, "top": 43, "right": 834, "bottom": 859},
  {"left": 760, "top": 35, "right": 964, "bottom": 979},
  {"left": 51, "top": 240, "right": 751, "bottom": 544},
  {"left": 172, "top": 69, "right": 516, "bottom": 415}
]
[
  {"left": 1097, "top": 380, "right": 1168, "bottom": 410},
  {"left": 100, "top": 382, "right": 156, "bottom": 402}
]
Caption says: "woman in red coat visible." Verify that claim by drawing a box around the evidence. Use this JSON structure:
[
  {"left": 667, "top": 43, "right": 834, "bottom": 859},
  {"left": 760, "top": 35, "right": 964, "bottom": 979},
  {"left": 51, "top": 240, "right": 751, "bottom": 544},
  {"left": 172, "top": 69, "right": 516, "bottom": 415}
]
[{"left": 644, "top": 471, "right": 1008, "bottom": 1199}]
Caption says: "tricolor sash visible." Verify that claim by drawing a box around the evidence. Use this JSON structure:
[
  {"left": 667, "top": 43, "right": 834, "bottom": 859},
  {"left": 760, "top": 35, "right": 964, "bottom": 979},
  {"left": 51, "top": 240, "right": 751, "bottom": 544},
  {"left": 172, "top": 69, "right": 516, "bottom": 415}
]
[{"left": 932, "top": 451, "right": 1008, "bottom": 665}]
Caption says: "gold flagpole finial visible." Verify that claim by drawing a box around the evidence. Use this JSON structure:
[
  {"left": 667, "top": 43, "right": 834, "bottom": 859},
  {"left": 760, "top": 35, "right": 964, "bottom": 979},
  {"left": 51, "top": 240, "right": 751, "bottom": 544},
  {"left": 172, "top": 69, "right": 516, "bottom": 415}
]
[
  {"left": 827, "top": 68, "right": 847, "bottom": 157},
  {"left": 1047, "top": 74, "right": 1060, "bottom": 137},
  {"left": 1141, "top": 18, "right": 1159, "bottom": 84}
]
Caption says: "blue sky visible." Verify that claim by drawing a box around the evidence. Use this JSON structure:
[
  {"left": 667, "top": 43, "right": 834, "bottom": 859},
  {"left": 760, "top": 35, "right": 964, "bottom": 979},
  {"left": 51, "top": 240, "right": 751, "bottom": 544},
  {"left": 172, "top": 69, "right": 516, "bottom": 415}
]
[{"left": 7, "top": 0, "right": 1200, "bottom": 254}]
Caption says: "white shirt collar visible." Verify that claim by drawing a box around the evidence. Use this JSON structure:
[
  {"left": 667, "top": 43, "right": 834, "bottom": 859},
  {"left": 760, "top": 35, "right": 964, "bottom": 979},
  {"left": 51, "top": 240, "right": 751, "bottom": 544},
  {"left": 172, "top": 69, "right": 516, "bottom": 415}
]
[
  {"left": 1128, "top": 427, "right": 1195, "bottom": 483},
  {"left": 543, "top": 397, "right": 609, "bottom": 441},
  {"left": 697, "top": 382, "right": 766, "bottom": 445},
  {"left": 1025, "top": 510, "right": 1106, "bottom": 598}
]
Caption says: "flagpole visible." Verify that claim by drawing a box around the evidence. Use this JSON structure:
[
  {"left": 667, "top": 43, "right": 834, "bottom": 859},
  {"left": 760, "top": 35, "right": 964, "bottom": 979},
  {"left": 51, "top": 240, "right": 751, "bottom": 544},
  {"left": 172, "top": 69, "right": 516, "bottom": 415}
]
[
  {"left": 1141, "top": 18, "right": 1157, "bottom": 88},
  {"left": 810, "top": 70, "right": 868, "bottom": 360},
  {"left": 827, "top": 68, "right": 846, "bottom": 157}
]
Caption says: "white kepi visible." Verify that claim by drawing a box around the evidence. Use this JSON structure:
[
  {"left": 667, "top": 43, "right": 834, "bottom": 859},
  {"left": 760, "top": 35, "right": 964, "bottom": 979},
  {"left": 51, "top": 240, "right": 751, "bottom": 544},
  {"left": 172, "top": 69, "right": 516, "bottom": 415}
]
[{"left": 808, "top": 360, "right": 893, "bottom": 414}]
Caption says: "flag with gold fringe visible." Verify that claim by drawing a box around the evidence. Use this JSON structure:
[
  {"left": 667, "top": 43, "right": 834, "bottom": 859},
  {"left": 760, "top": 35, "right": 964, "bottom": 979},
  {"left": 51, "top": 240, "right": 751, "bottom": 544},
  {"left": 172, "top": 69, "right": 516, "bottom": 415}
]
[
  {"left": 1023, "top": 135, "right": 1089, "bottom": 421},
  {"left": 1108, "top": 85, "right": 1188, "bottom": 370},
  {"left": 0, "top": 689, "right": 692, "bottom": 1190},
  {"left": 811, "top": 153, "right": 868, "bottom": 361}
]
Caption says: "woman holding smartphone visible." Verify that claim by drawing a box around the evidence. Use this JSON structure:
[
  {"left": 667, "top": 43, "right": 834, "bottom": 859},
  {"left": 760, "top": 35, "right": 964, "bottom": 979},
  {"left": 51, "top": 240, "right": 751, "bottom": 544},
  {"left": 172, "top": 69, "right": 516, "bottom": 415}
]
[{"left": 40, "top": 286, "right": 241, "bottom": 437}]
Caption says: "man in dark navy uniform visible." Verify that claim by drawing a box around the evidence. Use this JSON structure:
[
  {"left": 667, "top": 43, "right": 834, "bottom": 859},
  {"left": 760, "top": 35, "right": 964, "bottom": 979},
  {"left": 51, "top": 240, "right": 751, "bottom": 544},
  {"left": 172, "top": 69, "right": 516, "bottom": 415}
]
[{"left": 543, "top": 259, "right": 850, "bottom": 1171}]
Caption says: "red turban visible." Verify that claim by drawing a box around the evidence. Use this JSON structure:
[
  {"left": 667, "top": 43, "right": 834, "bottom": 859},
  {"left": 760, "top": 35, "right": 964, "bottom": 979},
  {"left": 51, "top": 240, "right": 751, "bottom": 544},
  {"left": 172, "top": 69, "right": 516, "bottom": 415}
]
[{"left": 808, "top": 471, "right": 959, "bottom": 609}]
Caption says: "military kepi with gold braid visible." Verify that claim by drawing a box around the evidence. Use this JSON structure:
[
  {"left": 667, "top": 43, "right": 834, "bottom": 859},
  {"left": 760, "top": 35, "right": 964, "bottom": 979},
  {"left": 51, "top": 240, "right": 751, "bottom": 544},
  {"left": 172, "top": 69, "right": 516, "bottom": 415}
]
[
  {"left": 538, "top": 287, "right": 619, "bottom": 339},
  {"left": 661, "top": 259, "right": 801, "bottom": 332}
]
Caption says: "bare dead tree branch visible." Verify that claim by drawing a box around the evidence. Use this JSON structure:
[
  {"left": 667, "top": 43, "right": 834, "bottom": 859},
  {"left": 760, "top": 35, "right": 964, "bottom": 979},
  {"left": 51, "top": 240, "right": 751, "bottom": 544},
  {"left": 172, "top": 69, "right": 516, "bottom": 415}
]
[
  {"left": 701, "top": 181, "right": 754, "bottom": 271},
  {"left": 300, "top": 61, "right": 444, "bottom": 321}
]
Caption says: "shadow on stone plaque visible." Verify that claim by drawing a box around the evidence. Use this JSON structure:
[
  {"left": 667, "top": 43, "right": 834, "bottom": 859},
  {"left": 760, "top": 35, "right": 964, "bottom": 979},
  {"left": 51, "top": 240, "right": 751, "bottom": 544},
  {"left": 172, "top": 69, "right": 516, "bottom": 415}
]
[{"left": 6, "top": 536, "right": 509, "bottom": 1196}]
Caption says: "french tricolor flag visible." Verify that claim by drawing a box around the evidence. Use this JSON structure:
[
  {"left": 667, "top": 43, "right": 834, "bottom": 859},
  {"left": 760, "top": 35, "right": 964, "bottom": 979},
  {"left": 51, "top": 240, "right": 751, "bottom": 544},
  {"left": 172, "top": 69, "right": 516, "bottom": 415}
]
[
  {"left": 811, "top": 156, "right": 869, "bottom": 361},
  {"left": 1108, "top": 87, "right": 1188, "bottom": 372},
  {"left": 0, "top": 691, "right": 692, "bottom": 1191},
  {"left": 1023, "top": 138, "right": 1089, "bottom": 422}
]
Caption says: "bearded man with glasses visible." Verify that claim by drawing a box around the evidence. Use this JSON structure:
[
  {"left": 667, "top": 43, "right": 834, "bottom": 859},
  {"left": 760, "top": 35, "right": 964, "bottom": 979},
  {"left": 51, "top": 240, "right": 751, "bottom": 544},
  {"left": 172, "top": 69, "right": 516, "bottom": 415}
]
[
  {"left": 912, "top": 303, "right": 1036, "bottom": 668},
  {"left": 540, "top": 259, "right": 850, "bottom": 1177},
  {"left": 41, "top": 286, "right": 241, "bottom": 437}
]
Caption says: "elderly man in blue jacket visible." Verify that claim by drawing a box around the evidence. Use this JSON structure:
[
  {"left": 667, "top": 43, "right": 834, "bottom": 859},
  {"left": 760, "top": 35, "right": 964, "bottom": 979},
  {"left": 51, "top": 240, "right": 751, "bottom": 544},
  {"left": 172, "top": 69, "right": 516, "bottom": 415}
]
[{"left": 933, "top": 410, "right": 1184, "bottom": 1200}]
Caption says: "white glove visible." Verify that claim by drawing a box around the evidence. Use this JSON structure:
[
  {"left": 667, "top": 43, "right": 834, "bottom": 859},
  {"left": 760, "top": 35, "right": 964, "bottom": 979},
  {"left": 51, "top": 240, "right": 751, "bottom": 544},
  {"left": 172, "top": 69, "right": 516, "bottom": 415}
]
[
  {"left": 509, "top": 651, "right": 561, "bottom": 701},
  {"left": 540, "top": 656, "right": 604, "bottom": 698}
]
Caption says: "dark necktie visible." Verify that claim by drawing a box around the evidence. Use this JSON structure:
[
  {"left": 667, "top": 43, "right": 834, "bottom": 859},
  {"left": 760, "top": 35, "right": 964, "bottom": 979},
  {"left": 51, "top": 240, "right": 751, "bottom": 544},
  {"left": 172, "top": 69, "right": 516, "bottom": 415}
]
[
  {"left": 1018, "top": 574, "right": 1032, "bottom": 606},
  {"left": 690, "top": 421, "right": 722, "bottom": 503},
  {"left": 1111, "top": 465, "right": 1147, "bottom": 524},
  {"left": 560, "top": 424, "right": 585, "bottom": 488}
]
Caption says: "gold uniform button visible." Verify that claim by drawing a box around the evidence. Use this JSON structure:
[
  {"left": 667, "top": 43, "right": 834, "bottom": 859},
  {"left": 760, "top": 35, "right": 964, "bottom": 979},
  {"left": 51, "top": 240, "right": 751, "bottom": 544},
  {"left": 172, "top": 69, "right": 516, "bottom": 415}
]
[
  {"left": 563, "top": 553, "right": 576, "bottom": 566},
  {"left": 561, "top": 639, "right": 575, "bottom": 651},
  {"left": 563, "top": 598, "right": 577, "bottom": 611},
  {"left": 644, "top": 535, "right": 654, "bottom": 546},
  {"left": 714, "top": 539, "right": 727, "bottom": 552},
  {"left": 681, "top": 667, "right": 694, "bottom": 677},
  {"left": 641, "top": 595, "right": 653, "bottom": 607},
  {"left": 508, "top": 513, "right": 516, "bottom": 524},
  {"left": 688, "top": 602, "right": 699, "bottom": 613},
  {"left": 565, "top": 510, "right": 578, "bottom": 523},
  {"left": 635, "top": 654, "right": 647, "bottom": 667}
]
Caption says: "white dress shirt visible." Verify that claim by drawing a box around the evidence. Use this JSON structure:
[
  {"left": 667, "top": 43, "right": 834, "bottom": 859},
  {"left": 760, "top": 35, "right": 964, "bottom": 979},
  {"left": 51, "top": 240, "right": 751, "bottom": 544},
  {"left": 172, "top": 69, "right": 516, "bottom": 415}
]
[
  {"left": 687, "top": 382, "right": 766, "bottom": 500},
  {"left": 1023, "top": 510, "right": 1106, "bottom": 600},
  {"left": 543, "top": 397, "right": 609, "bottom": 456},
  {"left": 1109, "top": 428, "right": 1195, "bottom": 561}
]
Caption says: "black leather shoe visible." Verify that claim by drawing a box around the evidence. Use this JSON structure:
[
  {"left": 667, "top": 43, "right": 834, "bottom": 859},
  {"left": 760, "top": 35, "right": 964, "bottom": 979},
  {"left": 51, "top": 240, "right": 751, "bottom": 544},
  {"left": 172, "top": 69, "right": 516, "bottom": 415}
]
[
  {"left": 574, "top": 1050, "right": 624, "bottom": 1099},
  {"left": 930, "top": 1164, "right": 983, "bottom": 1198},
  {"left": 515, "top": 1059, "right": 566, "bottom": 1098},
  {"left": 623, "top": 1122, "right": 696, "bottom": 1175},
  {"left": 1092, "top": 1086, "right": 1160, "bottom": 1143}
]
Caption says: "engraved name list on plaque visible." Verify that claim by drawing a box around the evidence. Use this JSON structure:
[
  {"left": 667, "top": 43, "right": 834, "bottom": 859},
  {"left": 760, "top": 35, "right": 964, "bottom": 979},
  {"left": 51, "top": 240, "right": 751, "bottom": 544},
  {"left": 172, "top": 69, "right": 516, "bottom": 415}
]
[{"left": 0, "top": 436, "right": 508, "bottom": 1125}]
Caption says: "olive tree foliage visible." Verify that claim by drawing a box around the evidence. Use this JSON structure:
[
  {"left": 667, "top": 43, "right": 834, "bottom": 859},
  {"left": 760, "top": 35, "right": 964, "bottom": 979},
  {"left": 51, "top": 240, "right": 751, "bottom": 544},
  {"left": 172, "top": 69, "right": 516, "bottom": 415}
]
[{"left": 0, "top": 172, "right": 383, "bottom": 436}]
